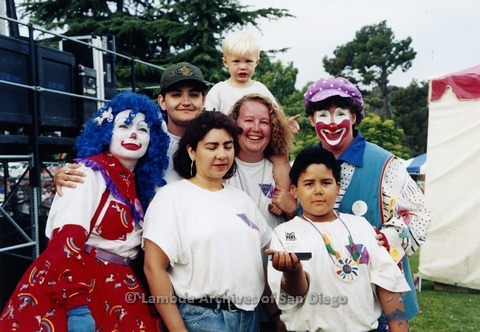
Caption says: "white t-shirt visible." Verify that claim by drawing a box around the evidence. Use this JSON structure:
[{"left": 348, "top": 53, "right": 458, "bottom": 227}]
[
  {"left": 268, "top": 214, "right": 411, "bottom": 332},
  {"left": 143, "top": 179, "right": 272, "bottom": 311},
  {"left": 227, "top": 158, "right": 283, "bottom": 230},
  {"left": 205, "top": 80, "right": 277, "bottom": 114},
  {"left": 163, "top": 129, "right": 182, "bottom": 184}
]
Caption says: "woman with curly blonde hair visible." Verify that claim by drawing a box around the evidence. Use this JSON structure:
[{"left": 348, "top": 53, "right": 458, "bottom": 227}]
[
  {"left": 228, "top": 93, "right": 296, "bottom": 330},
  {"left": 230, "top": 93, "right": 293, "bottom": 160}
]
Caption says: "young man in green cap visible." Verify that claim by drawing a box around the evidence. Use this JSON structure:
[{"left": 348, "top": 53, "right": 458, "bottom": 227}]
[
  {"left": 156, "top": 62, "right": 208, "bottom": 182},
  {"left": 55, "top": 62, "right": 209, "bottom": 187}
]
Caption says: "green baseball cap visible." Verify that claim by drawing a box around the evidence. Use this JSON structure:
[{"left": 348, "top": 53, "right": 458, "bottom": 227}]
[{"left": 160, "top": 62, "right": 208, "bottom": 94}]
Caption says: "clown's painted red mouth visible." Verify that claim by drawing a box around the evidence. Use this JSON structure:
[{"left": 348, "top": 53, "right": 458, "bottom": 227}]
[
  {"left": 321, "top": 128, "right": 345, "bottom": 141},
  {"left": 121, "top": 142, "right": 142, "bottom": 151}
]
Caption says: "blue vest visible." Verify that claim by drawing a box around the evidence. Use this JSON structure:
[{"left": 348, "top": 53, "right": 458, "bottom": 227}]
[
  {"left": 339, "top": 142, "right": 391, "bottom": 229},
  {"left": 339, "top": 142, "right": 418, "bottom": 320}
]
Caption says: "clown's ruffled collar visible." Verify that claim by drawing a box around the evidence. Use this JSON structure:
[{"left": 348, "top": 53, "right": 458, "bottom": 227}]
[{"left": 75, "top": 152, "right": 144, "bottom": 224}]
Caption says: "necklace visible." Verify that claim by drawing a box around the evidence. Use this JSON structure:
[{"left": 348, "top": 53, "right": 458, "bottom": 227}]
[
  {"left": 236, "top": 158, "right": 267, "bottom": 209},
  {"left": 303, "top": 213, "right": 359, "bottom": 282}
]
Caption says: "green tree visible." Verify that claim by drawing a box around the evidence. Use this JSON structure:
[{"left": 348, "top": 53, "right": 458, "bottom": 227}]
[
  {"left": 255, "top": 61, "right": 314, "bottom": 159},
  {"left": 255, "top": 53, "right": 298, "bottom": 107},
  {"left": 290, "top": 127, "right": 317, "bottom": 159},
  {"left": 323, "top": 21, "right": 416, "bottom": 117},
  {"left": 284, "top": 85, "right": 315, "bottom": 159},
  {"left": 358, "top": 112, "right": 411, "bottom": 159},
  {"left": 390, "top": 80, "right": 429, "bottom": 156},
  {"left": 21, "top": 0, "right": 291, "bottom": 87},
  {"left": 255, "top": 51, "right": 306, "bottom": 119}
]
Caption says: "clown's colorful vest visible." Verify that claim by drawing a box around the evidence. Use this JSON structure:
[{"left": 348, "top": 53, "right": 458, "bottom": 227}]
[{"left": 339, "top": 142, "right": 419, "bottom": 320}]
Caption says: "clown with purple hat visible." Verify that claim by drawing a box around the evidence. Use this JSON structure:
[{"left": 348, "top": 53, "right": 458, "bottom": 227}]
[{"left": 303, "top": 77, "right": 431, "bottom": 329}]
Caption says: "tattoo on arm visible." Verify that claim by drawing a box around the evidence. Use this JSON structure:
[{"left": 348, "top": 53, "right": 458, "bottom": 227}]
[{"left": 386, "top": 308, "right": 407, "bottom": 321}]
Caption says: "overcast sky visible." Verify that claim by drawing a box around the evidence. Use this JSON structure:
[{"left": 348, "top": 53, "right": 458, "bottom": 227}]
[
  {"left": 240, "top": 0, "right": 480, "bottom": 89},
  {"left": 5, "top": 0, "right": 479, "bottom": 90}
]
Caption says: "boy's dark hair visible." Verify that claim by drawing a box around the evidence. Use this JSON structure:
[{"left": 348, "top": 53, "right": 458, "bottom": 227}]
[
  {"left": 173, "top": 111, "right": 242, "bottom": 179},
  {"left": 289, "top": 146, "right": 341, "bottom": 186}
]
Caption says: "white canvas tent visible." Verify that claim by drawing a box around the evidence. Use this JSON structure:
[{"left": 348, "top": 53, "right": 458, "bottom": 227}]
[{"left": 419, "top": 65, "right": 480, "bottom": 289}]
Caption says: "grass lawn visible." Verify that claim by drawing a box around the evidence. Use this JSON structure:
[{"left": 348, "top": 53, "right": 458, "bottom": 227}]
[{"left": 408, "top": 251, "right": 480, "bottom": 331}]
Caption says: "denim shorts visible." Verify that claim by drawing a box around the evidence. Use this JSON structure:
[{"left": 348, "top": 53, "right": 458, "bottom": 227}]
[{"left": 178, "top": 302, "right": 257, "bottom": 332}]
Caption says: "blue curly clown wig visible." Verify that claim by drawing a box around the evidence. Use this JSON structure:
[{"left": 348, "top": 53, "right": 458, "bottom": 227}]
[{"left": 75, "top": 92, "right": 170, "bottom": 210}]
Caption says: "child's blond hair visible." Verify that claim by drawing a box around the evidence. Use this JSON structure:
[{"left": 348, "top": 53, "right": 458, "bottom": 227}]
[{"left": 221, "top": 31, "right": 260, "bottom": 59}]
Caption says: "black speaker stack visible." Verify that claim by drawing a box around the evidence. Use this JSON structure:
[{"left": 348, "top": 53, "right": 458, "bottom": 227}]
[{"left": 0, "top": 33, "right": 117, "bottom": 156}]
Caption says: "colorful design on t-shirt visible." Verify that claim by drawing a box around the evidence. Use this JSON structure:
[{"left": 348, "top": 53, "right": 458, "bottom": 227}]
[
  {"left": 58, "top": 269, "right": 72, "bottom": 281},
  {"left": 66, "top": 237, "right": 81, "bottom": 254},
  {"left": 96, "top": 202, "right": 133, "bottom": 241},
  {"left": 124, "top": 274, "right": 138, "bottom": 290},
  {"left": 236, "top": 213, "right": 259, "bottom": 231},
  {"left": 335, "top": 257, "right": 359, "bottom": 282},
  {"left": 346, "top": 243, "right": 370, "bottom": 264},
  {"left": 359, "top": 246, "right": 370, "bottom": 264},
  {"left": 18, "top": 293, "right": 38, "bottom": 307},
  {"left": 399, "top": 227, "right": 410, "bottom": 238},
  {"left": 259, "top": 184, "right": 274, "bottom": 198},
  {"left": 29, "top": 265, "right": 49, "bottom": 286},
  {"left": 88, "top": 278, "right": 96, "bottom": 293},
  {"left": 40, "top": 318, "right": 55, "bottom": 332},
  {"left": 109, "top": 305, "right": 124, "bottom": 316}
]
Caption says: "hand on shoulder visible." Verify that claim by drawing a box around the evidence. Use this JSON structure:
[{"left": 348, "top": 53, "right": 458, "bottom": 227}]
[{"left": 54, "top": 163, "right": 86, "bottom": 196}]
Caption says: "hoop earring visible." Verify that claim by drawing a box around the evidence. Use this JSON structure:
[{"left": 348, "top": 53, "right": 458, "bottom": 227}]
[{"left": 190, "top": 160, "right": 195, "bottom": 177}]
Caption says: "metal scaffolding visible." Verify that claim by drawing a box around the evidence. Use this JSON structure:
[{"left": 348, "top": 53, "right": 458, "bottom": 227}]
[
  {"left": 0, "top": 13, "right": 166, "bottom": 306},
  {"left": 0, "top": 154, "right": 40, "bottom": 259}
]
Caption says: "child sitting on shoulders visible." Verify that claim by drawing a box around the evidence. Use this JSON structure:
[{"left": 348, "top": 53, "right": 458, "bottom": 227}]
[{"left": 205, "top": 30, "right": 277, "bottom": 115}]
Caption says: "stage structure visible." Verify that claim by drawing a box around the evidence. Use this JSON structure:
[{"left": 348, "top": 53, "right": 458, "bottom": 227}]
[{"left": 0, "top": 14, "right": 165, "bottom": 306}]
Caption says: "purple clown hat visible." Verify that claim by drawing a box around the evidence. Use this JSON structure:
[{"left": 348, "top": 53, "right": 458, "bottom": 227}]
[{"left": 304, "top": 77, "right": 365, "bottom": 123}]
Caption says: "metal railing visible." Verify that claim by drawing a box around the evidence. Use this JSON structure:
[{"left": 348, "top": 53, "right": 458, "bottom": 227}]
[
  {"left": 0, "top": 155, "right": 39, "bottom": 258},
  {"left": 0, "top": 14, "right": 165, "bottom": 263}
]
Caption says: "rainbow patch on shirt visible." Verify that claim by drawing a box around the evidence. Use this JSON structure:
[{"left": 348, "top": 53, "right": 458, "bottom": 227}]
[
  {"left": 236, "top": 213, "right": 259, "bottom": 231},
  {"left": 259, "top": 184, "right": 274, "bottom": 198}
]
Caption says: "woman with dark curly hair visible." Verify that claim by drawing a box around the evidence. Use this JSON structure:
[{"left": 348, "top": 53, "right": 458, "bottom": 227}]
[
  {"left": 0, "top": 92, "right": 168, "bottom": 331},
  {"left": 143, "top": 111, "right": 271, "bottom": 332}
]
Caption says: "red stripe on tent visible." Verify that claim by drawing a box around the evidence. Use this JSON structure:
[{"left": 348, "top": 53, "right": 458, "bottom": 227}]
[{"left": 430, "top": 65, "right": 480, "bottom": 101}]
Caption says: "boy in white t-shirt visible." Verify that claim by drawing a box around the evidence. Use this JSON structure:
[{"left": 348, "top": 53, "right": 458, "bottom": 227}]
[{"left": 266, "top": 146, "right": 410, "bottom": 332}]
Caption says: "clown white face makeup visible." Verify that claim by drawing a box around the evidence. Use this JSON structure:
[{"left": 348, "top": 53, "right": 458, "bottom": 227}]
[
  {"left": 309, "top": 105, "right": 356, "bottom": 156},
  {"left": 109, "top": 110, "right": 150, "bottom": 170}
]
